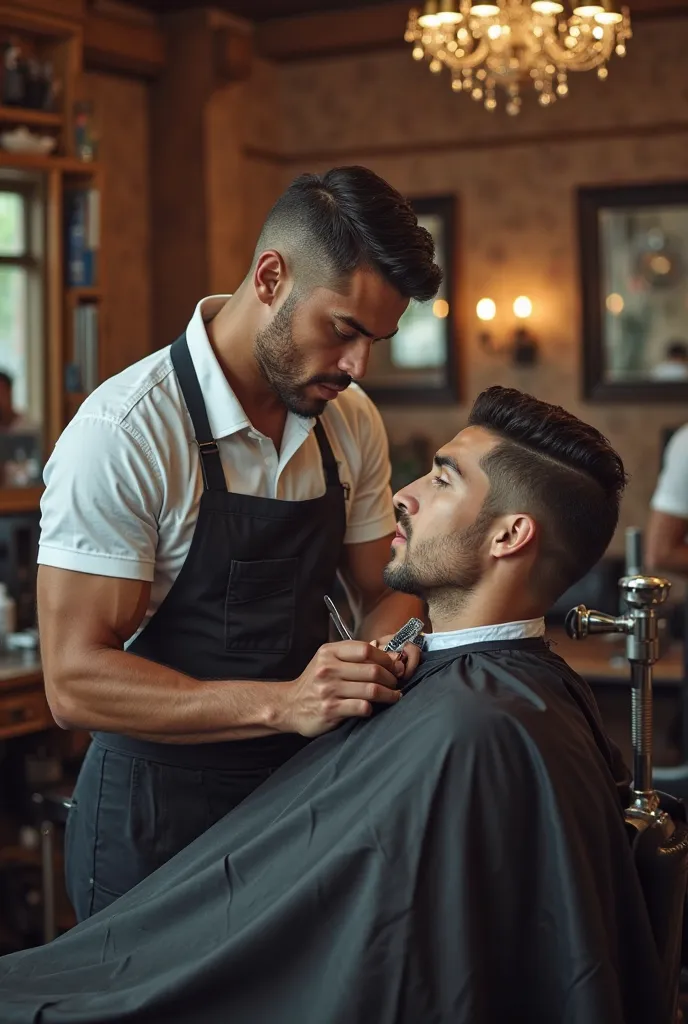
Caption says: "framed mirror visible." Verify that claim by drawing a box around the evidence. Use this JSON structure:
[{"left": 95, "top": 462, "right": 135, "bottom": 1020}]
[
  {"left": 361, "top": 195, "right": 459, "bottom": 405},
  {"left": 579, "top": 182, "right": 688, "bottom": 402}
]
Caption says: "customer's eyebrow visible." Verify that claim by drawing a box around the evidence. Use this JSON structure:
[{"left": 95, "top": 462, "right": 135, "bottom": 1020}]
[{"left": 433, "top": 454, "right": 461, "bottom": 476}]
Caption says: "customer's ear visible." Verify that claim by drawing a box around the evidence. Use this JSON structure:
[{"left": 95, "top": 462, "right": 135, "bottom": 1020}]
[{"left": 491, "top": 514, "right": 536, "bottom": 559}]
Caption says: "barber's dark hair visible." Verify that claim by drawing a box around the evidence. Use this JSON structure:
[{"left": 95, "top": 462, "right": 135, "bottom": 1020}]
[
  {"left": 0, "top": 371, "right": 13, "bottom": 390},
  {"left": 468, "top": 386, "right": 627, "bottom": 603},
  {"left": 254, "top": 166, "right": 442, "bottom": 302}
]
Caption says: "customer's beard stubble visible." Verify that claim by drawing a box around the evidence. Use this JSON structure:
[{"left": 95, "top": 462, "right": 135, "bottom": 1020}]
[{"left": 383, "top": 508, "right": 493, "bottom": 619}]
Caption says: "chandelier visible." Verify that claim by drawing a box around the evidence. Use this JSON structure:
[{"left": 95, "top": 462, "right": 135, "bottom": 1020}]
[{"left": 405, "top": 0, "right": 631, "bottom": 114}]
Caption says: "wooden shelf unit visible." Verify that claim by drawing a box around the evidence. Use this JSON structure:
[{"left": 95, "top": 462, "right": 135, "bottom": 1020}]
[
  {"left": 0, "top": 6, "right": 105, "bottom": 514},
  {"left": 0, "top": 105, "right": 62, "bottom": 128}
]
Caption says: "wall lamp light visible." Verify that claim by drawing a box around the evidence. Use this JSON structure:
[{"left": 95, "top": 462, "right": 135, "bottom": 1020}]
[{"left": 477, "top": 295, "right": 539, "bottom": 367}]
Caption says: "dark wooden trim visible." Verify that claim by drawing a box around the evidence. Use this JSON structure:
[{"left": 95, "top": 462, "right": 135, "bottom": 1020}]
[
  {"left": 362, "top": 195, "right": 461, "bottom": 406},
  {"left": 578, "top": 180, "right": 688, "bottom": 403},
  {"left": 83, "top": 9, "right": 165, "bottom": 78},
  {"left": 257, "top": 2, "right": 408, "bottom": 63},
  {"left": 244, "top": 119, "right": 688, "bottom": 168}
]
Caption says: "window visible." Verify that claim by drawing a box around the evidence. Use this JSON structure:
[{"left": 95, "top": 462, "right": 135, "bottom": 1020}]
[{"left": 0, "top": 181, "right": 42, "bottom": 427}]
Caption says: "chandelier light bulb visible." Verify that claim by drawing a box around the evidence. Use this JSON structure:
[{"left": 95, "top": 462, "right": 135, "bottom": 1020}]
[
  {"left": 573, "top": 3, "right": 604, "bottom": 14},
  {"left": 418, "top": 0, "right": 440, "bottom": 27},
  {"left": 437, "top": 6, "right": 463, "bottom": 24},
  {"left": 470, "top": 3, "right": 501, "bottom": 15},
  {"left": 531, "top": 0, "right": 564, "bottom": 13}
]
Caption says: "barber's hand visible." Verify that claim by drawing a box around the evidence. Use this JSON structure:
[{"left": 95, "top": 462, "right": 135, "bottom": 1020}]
[
  {"left": 281, "top": 641, "right": 405, "bottom": 738},
  {"left": 369, "top": 636, "right": 421, "bottom": 681}
]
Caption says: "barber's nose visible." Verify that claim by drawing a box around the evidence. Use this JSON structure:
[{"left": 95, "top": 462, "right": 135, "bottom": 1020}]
[
  {"left": 393, "top": 489, "right": 419, "bottom": 516},
  {"left": 337, "top": 339, "right": 371, "bottom": 381}
]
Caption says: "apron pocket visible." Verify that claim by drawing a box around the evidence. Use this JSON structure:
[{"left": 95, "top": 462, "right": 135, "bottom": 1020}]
[{"left": 225, "top": 557, "right": 298, "bottom": 653}]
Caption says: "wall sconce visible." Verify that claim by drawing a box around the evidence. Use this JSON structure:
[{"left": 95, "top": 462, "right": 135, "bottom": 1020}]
[{"left": 477, "top": 295, "right": 540, "bottom": 367}]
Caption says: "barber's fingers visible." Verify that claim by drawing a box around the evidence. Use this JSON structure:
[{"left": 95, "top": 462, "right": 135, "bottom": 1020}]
[
  {"left": 327, "top": 640, "right": 405, "bottom": 685},
  {"left": 398, "top": 641, "right": 421, "bottom": 679},
  {"left": 333, "top": 679, "right": 402, "bottom": 706},
  {"left": 369, "top": 636, "right": 418, "bottom": 680},
  {"left": 332, "top": 699, "right": 375, "bottom": 720}
]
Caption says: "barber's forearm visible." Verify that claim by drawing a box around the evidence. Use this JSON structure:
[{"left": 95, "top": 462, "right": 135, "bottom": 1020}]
[
  {"left": 647, "top": 543, "right": 688, "bottom": 575},
  {"left": 356, "top": 589, "right": 426, "bottom": 641},
  {"left": 45, "top": 646, "right": 291, "bottom": 744}
]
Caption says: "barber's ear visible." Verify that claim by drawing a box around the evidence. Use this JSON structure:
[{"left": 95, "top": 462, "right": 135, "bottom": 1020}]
[
  {"left": 491, "top": 515, "right": 536, "bottom": 559},
  {"left": 254, "top": 250, "right": 287, "bottom": 306}
]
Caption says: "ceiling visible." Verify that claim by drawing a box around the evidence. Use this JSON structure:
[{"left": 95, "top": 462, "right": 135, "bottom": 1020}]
[
  {"left": 126, "top": 0, "right": 396, "bottom": 20},
  {"left": 126, "top": 0, "right": 688, "bottom": 21}
]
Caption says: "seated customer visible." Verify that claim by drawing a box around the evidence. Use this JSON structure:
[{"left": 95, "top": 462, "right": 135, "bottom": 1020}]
[{"left": 0, "top": 387, "right": 669, "bottom": 1024}]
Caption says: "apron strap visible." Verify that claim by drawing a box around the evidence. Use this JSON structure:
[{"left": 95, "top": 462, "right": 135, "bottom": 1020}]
[
  {"left": 313, "top": 419, "right": 341, "bottom": 488},
  {"left": 170, "top": 334, "right": 227, "bottom": 492}
]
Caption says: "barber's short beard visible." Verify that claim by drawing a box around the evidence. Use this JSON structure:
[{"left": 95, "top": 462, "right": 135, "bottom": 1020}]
[
  {"left": 383, "top": 506, "right": 494, "bottom": 611},
  {"left": 254, "top": 291, "right": 351, "bottom": 418}
]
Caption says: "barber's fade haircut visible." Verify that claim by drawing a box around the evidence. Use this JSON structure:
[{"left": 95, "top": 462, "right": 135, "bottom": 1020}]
[
  {"left": 253, "top": 166, "right": 442, "bottom": 302},
  {"left": 468, "top": 386, "right": 628, "bottom": 603}
]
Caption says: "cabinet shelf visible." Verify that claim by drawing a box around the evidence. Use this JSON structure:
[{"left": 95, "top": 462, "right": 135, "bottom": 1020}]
[
  {"left": 0, "top": 486, "right": 43, "bottom": 513},
  {"left": 0, "top": 150, "right": 100, "bottom": 174},
  {"left": 0, "top": 106, "right": 62, "bottom": 128},
  {"left": 66, "top": 286, "right": 103, "bottom": 302}
]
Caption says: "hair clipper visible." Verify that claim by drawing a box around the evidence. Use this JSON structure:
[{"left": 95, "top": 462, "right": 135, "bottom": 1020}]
[{"left": 383, "top": 618, "right": 425, "bottom": 652}]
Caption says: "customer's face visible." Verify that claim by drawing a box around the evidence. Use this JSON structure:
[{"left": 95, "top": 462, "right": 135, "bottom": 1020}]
[{"left": 384, "top": 426, "right": 499, "bottom": 598}]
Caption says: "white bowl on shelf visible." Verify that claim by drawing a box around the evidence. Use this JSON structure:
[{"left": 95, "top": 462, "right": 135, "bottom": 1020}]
[{"left": 0, "top": 126, "right": 56, "bottom": 155}]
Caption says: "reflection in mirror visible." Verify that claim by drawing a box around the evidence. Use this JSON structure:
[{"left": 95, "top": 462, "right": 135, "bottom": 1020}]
[
  {"left": 362, "top": 196, "right": 458, "bottom": 405},
  {"left": 580, "top": 183, "right": 688, "bottom": 402},
  {"left": 0, "top": 175, "right": 44, "bottom": 487},
  {"left": 601, "top": 205, "right": 688, "bottom": 383}
]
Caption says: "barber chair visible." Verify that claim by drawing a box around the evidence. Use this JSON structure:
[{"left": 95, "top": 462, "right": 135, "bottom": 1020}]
[
  {"left": 566, "top": 569, "right": 688, "bottom": 1022},
  {"left": 28, "top": 785, "right": 73, "bottom": 944}
]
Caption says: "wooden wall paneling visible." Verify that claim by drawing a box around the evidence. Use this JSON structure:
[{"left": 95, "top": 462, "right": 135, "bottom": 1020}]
[{"left": 83, "top": 10, "right": 165, "bottom": 78}]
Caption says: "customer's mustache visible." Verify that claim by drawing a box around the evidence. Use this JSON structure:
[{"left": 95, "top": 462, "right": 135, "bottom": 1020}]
[{"left": 395, "top": 510, "right": 413, "bottom": 541}]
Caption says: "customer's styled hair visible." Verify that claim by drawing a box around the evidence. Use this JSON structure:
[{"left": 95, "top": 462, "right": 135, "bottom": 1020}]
[
  {"left": 468, "top": 386, "right": 628, "bottom": 602},
  {"left": 253, "top": 166, "right": 442, "bottom": 302}
]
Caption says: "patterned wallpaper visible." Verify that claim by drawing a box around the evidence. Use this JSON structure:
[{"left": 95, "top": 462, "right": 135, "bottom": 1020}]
[{"left": 249, "top": 20, "right": 688, "bottom": 553}]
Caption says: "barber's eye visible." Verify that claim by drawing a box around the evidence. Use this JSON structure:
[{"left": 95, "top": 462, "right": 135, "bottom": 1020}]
[
  {"left": 433, "top": 476, "right": 449, "bottom": 488},
  {"left": 333, "top": 324, "right": 357, "bottom": 342}
]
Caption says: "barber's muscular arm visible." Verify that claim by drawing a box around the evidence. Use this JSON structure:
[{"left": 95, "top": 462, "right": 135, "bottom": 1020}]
[
  {"left": 645, "top": 511, "right": 688, "bottom": 574},
  {"left": 39, "top": 566, "right": 404, "bottom": 744}
]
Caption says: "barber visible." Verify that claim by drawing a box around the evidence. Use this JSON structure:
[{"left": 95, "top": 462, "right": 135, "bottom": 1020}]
[
  {"left": 646, "top": 423, "right": 688, "bottom": 573},
  {"left": 38, "top": 167, "right": 439, "bottom": 920}
]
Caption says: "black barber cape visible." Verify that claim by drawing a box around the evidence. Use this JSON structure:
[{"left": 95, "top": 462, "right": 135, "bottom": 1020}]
[{"left": 0, "top": 638, "right": 669, "bottom": 1024}]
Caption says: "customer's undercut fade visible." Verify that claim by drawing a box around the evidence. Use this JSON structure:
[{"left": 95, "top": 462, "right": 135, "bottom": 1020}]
[
  {"left": 252, "top": 166, "right": 442, "bottom": 302},
  {"left": 468, "top": 386, "right": 628, "bottom": 604}
]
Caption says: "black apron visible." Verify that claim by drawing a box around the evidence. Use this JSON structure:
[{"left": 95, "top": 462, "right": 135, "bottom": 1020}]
[{"left": 65, "top": 333, "right": 347, "bottom": 919}]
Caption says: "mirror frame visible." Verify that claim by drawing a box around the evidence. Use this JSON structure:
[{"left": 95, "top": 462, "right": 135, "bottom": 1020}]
[
  {"left": 578, "top": 180, "right": 688, "bottom": 403},
  {"left": 362, "top": 195, "right": 460, "bottom": 406}
]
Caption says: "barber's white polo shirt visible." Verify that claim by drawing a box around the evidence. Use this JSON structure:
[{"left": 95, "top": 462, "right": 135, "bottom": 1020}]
[
  {"left": 651, "top": 423, "right": 688, "bottom": 519},
  {"left": 38, "top": 296, "right": 397, "bottom": 636}
]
